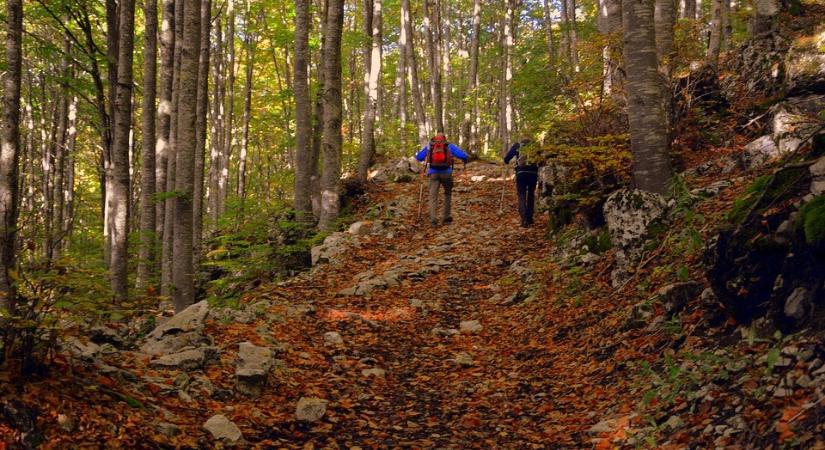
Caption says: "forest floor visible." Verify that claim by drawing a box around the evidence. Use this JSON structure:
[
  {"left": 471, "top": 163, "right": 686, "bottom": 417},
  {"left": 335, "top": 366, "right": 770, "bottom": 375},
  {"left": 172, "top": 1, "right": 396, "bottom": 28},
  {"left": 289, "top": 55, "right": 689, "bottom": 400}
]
[{"left": 2, "top": 161, "right": 825, "bottom": 449}]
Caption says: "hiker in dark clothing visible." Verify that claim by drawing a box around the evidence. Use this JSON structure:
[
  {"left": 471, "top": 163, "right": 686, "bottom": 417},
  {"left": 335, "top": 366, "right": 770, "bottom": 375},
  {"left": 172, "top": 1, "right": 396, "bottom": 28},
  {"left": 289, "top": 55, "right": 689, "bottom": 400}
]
[
  {"left": 503, "top": 138, "right": 539, "bottom": 227},
  {"left": 415, "top": 132, "right": 470, "bottom": 226}
]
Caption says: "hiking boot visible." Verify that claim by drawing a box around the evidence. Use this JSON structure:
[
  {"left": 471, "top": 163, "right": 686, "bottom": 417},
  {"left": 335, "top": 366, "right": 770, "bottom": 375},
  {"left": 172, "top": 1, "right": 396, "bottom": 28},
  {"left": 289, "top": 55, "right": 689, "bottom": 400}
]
[
  {"left": 430, "top": 219, "right": 438, "bottom": 228},
  {"left": 443, "top": 217, "right": 453, "bottom": 225}
]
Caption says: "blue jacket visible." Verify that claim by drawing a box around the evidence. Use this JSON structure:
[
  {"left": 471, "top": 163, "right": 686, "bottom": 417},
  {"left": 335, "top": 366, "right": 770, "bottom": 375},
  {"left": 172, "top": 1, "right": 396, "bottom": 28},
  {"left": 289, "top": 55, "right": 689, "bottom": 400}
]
[
  {"left": 504, "top": 142, "right": 539, "bottom": 175},
  {"left": 415, "top": 143, "right": 469, "bottom": 175}
]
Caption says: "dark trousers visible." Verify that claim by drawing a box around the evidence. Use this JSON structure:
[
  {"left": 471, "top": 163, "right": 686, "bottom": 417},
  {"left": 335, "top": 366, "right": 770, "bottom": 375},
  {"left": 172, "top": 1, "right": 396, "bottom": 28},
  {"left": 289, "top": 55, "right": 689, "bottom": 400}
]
[
  {"left": 516, "top": 171, "right": 538, "bottom": 226},
  {"left": 428, "top": 172, "right": 453, "bottom": 224}
]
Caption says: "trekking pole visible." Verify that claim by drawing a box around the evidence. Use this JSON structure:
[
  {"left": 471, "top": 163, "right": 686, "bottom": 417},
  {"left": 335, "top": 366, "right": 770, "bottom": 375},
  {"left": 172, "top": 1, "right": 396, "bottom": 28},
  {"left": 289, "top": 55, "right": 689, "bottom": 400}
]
[
  {"left": 416, "top": 162, "right": 427, "bottom": 222},
  {"left": 499, "top": 163, "right": 509, "bottom": 214}
]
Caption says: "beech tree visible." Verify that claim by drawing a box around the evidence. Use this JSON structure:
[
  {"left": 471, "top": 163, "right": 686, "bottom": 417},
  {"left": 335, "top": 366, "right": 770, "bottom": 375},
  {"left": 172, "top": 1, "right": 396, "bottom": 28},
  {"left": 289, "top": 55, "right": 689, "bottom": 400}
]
[{"left": 319, "top": 0, "right": 344, "bottom": 231}]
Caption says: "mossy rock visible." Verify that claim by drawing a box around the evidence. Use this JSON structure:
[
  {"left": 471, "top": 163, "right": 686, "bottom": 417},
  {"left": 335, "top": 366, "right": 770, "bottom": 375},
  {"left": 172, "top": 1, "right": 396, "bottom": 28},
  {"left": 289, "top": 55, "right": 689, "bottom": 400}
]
[{"left": 799, "top": 195, "right": 825, "bottom": 245}]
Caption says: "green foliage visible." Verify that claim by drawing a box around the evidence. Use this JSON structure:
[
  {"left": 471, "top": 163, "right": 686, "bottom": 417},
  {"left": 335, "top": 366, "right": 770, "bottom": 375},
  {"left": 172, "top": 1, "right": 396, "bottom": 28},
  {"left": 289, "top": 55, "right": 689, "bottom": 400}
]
[
  {"left": 727, "top": 175, "right": 772, "bottom": 224},
  {"left": 798, "top": 195, "right": 825, "bottom": 245},
  {"left": 583, "top": 228, "right": 612, "bottom": 255}
]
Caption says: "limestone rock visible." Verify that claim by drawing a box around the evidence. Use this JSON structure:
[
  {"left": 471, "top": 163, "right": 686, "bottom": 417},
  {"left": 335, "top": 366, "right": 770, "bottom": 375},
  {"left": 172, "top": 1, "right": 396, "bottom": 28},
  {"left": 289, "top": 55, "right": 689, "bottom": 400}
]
[
  {"left": 361, "top": 368, "right": 386, "bottom": 378},
  {"left": 740, "top": 135, "right": 780, "bottom": 170},
  {"left": 459, "top": 320, "right": 483, "bottom": 334},
  {"left": 235, "top": 342, "right": 274, "bottom": 396},
  {"left": 347, "top": 220, "right": 374, "bottom": 236},
  {"left": 784, "top": 286, "right": 813, "bottom": 321},
  {"left": 149, "top": 347, "right": 218, "bottom": 371},
  {"left": 203, "top": 414, "right": 243, "bottom": 443},
  {"left": 454, "top": 352, "right": 474, "bottom": 367},
  {"left": 324, "top": 331, "right": 344, "bottom": 346},
  {"left": 295, "top": 397, "right": 328, "bottom": 422},
  {"left": 310, "top": 232, "right": 350, "bottom": 266},
  {"left": 141, "top": 301, "right": 211, "bottom": 356},
  {"left": 657, "top": 281, "right": 704, "bottom": 317}
]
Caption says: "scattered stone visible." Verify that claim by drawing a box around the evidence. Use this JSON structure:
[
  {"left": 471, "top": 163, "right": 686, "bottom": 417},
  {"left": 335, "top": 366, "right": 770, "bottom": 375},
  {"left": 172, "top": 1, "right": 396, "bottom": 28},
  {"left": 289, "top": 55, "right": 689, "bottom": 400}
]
[
  {"left": 65, "top": 337, "right": 101, "bottom": 360},
  {"left": 235, "top": 342, "right": 274, "bottom": 396},
  {"left": 155, "top": 421, "right": 181, "bottom": 437},
  {"left": 431, "top": 327, "right": 460, "bottom": 337},
  {"left": 150, "top": 347, "right": 218, "bottom": 371},
  {"left": 203, "top": 414, "right": 243, "bottom": 443},
  {"left": 471, "top": 175, "right": 487, "bottom": 182},
  {"left": 657, "top": 281, "right": 704, "bottom": 317},
  {"left": 310, "top": 232, "right": 350, "bottom": 266},
  {"left": 141, "top": 301, "right": 211, "bottom": 356},
  {"left": 409, "top": 298, "right": 425, "bottom": 308},
  {"left": 57, "top": 414, "right": 75, "bottom": 432},
  {"left": 347, "top": 221, "right": 374, "bottom": 236},
  {"left": 324, "top": 331, "right": 344, "bottom": 346},
  {"left": 295, "top": 397, "right": 328, "bottom": 422},
  {"left": 691, "top": 180, "right": 733, "bottom": 197},
  {"left": 784, "top": 286, "right": 813, "bottom": 321},
  {"left": 459, "top": 320, "right": 483, "bottom": 334},
  {"left": 664, "top": 415, "right": 684, "bottom": 430},
  {"left": 454, "top": 352, "right": 474, "bottom": 367},
  {"left": 588, "top": 419, "right": 614, "bottom": 434},
  {"left": 361, "top": 368, "right": 386, "bottom": 378},
  {"left": 189, "top": 375, "right": 215, "bottom": 399},
  {"left": 740, "top": 135, "right": 780, "bottom": 170}
]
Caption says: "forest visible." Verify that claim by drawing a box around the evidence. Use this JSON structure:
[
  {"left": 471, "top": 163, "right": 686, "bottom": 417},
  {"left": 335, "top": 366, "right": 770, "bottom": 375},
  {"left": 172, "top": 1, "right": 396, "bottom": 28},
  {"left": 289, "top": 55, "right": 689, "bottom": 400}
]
[{"left": 1, "top": 0, "right": 825, "bottom": 447}]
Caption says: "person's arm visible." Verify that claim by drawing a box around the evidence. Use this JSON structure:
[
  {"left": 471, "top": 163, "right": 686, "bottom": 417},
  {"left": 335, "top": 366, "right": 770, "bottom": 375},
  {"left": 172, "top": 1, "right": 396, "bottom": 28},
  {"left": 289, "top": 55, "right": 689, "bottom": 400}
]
[
  {"left": 449, "top": 144, "right": 470, "bottom": 162},
  {"left": 503, "top": 143, "right": 520, "bottom": 164},
  {"left": 415, "top": 146, "right": 429, "bottom": 162}
]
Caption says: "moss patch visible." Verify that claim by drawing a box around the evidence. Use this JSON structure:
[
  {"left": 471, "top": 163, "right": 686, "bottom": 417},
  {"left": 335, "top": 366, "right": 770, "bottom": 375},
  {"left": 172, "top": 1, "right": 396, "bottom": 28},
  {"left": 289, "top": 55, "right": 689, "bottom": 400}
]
[{"left": 799, "top": 196, "right": 825, "bottom": 245}]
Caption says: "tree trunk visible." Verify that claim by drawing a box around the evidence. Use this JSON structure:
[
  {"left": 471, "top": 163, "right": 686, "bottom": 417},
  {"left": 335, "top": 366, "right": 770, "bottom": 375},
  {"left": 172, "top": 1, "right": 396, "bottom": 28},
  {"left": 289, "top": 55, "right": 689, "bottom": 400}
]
[
  {"left": 294, "top": 0, "right": 313, "bottom": 220},
  {"left": 172, "top": 0, "right": 201, "bottom": 312},
  {"left": 707, "top": 0, "right": 722, "bottom": 66},
  {"left": 403, "top": 0, "right": 428, "bottom": 146},
  {"left": 0, "top": 0, "right": 23, "bottom": 323},
  {"left": 439, "top": 0, "right": 452, "bottom": 136},
  {"left": 137, "top": 0, "right": 158, "bottom": 291},
  {"left": 104, "top": 0, "right": 120, "bottom": 268},
  {"left": 460, "top": 0, "right": 481, "bottom": 151},
  {"left": 395, "top": 0, "right": 408, "bottom": 151},
  {"left": 566, "top": 0, "right": 579, "bottom": 72},
  {"left": 655, "top": 0, "right": 676, "bottom": 75},
  {"left": 423, "top": 0, "right": 444, "bottom": 133},
  {"left": 237, "top": 9, "right": 255, "bottom": 202},
  {"left": 220, "top": 0, "right": 236, "bottom": 216},
  {"left": 681, "top": 0, "right": 696, "bottom": 18},
  {"left": 599, "top": 0, "right": 623, "bottom": 96},
  {"left": 623, "top": 0, "right": 672, "bottom": 194},
  {"left": 156, "top": 0, "right": 175, "bottom": 268},
  {"left": 721, "top": 0, "right": 731, "bottom": 51},
  {"left": 318, "top": 0, "right": 344, "bottom": 231},
  {"left": 357, "top": 0, "right": 382, "bottom": 182},
  {"left": 193, "top": 0, "right": 211, "bottom": 265},
  {"left": 542, "top": 0, "right": 555, "bottom": 67},
  {"left": 208, "top": 15, "right": 223, "bottom": 224},
  {"left": 109, "top": 0, "right": 136, "bottom": 302},
  {"left": 502, "top": 0, "right": 514, "bottom": 154}
]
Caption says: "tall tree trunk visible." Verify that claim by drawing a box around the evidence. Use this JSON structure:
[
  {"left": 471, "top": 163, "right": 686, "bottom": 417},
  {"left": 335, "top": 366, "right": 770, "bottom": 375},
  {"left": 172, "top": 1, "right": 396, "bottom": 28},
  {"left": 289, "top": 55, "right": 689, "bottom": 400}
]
[
  {"left": 681, "top": 0, "right": 696, "bottom": 18},
  {"left": 51, "top": 57, "right": 71, "bottom": 261},
  {"left": 137, "top": 0, "right": 158, "bottom": 291},
  {"left": 294, "top": 0, "right": 313, "bottom": 220},
  {"left": 721, "top": 0, "right": 731, "bottom": 51},
  {"left": 104, "top": 0, "right": 120, "bottom": 268},
  {"left": 655, "top": 0, "right": 676, "bottom": 76},
  {"left": 208, "top": 15, "right": 224, "bottom": 224},
  {"left": 63, "top": 97, "right": 78, "bottom": 246},
  {"left": 542, "top": 0, "right": 555, "bottom": 67},
  {"left": 566, "top": 0, "right": 579, "bottom": 72},
  {"left": 395, "top": 0, "right": 408, "bottom": 151},
  {"left": 220, "top": 0, "right": 236, "bottom": 215},
  {"left": 423, "top": 0, "right": 444, "bottom": 133},
  {"left": 706, "top": 0, "right": 722, "bottom": 65},
  {"left": 357, "top": 0, "right": 382, "bottom": 182},
  {"left": 237, "top": 9, "right": 255, "bottom": 202},
  {"left": 439, "top": 0, "right": 452, "bottom": 135},
  {"left": 318, "top": 0, "right": 344, "bottom": 231},
  {"left": 1, "top": 0, "right": 23, "bottom": 325},
  {"left": 193, "top": 0, "right": 211, "bottom": 264},
  {"left": 172, "top": 0, "right": 201, "bottom": 312},
  {"left": 622, "top": 0, "right": 672, "bottom": 194},
  {"left": 599, "top": 0, "right": 623, "bottom": 96},
  {"left": 162, "top": 0, "right": 184, "bottom": 296},
  {"left": 403, "top": 0, "right": 428, "bottom": 146},
  {"left": 460, "top": 0, "right": 481, "bottom": 151},
  {"left": 502, "top": 0, "right": 514, "bottom": 154},
  {"left": 110, "top": 0, "right": 136, "bottom": 302},
  {"left": 156, "top": 0, "right": 175, "bottom": 269}
]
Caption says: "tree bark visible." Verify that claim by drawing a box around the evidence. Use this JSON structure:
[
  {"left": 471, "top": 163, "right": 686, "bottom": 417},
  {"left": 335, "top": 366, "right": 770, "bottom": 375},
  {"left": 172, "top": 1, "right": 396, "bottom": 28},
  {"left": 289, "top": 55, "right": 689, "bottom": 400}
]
[
  {"left": 237, "top": 8, "right": 255, "bottom": 202},
  {"left": 1, "top": 0, "right": 23, "bottom": 322},
  {"left": 357, "top": 0, "right": 382, "bottom": 182},
  {"left": 599, "top": 0, "right": 623, "bottom": 96},
  {"left": 502, "top": 0, "right": 514, "bottom": 154},
  {"left": 402, "top": 0, "right": 428, "bottom": 146},
  {"left": 566, "top": 0, "right": 579, "bottom": 72},
  {"left": 706, "top": 0, "right": 722, "bottom": 66},
  {"left": 172, "top": 0, "right": 201, "bottom": 312},
  {"left": 655, "top": 0, "right": 676, "bottom": 76},
  {"left": 318, "top": 0, "right": 344, "bottom": 231},
  {"left": 423, "top": 0, "right": 444, "bottom": 133},
  {"left": 439, "top": 0, "right": 452, "bottom": 135},
  {"left": 681, "top": 0, "right": 696, "bottom": 18},
  {"left": 193, "top": 0, "right": 211, "bottom": 266},
  {"left": 220, "top": 0, "right": 236, "bottom": 216},
  {"left": 394, "top": 0, "right": 407, "bottom": 151},
  {"left": 137, "top": 0, "right": 158, "bottom": 291},
  {"left": 294, "top": 0, "right": 313, "bottom": 220},
  {"left": 109, "top": 0, "right": 136, "bottom": 302},
  {"left": 156, "top": 0, "right": 175, "bottom": 268},
  {"left": 460, "top": 0, "right": 481, "bottom": 151},
  {"left": 208, "top": 15, "right": 224, "bottom": 224},
  {"left": 622, "top": 0, "right": 672, "bottom": 194},
  {"left": 542, "top": 0, "right": 555, "bottom": 67}
]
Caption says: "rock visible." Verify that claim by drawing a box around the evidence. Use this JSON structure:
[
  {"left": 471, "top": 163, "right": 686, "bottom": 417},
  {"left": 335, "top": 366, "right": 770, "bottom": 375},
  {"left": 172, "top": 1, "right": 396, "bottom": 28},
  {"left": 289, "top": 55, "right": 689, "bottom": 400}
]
[
  {"left": 155, "top": 421, "right": 181, "bottom": 437},
  {"left": 295, "top": 397, "right": 328, "bottom": 422},
  {"left": 664, "top": 415, "right": 684, "bottom": 430},
  {"left": 785, "top": 28, "right": 825, "bottom": 95},
  {"left": 431, "top": 327, "right": 460, "bottom": 337},
  {"left": 603, "top": 189, "right": 668, "bottom": 286},
  {"left": 347, "top": 220, "right": 374, "bottom": 236},
  {"left": 361, "top": 368, "right": 386, "bottom": 378},
  {"left": 625, "top": 302, "right": 654, "bottom": 329},
  {"left": 235, "top": 342, "right": 274, "bottom": 396},
  {"left": 771, "top": 96, "right": 825, "bottom": 145},
  {"left": 150, "top": 347, "right": 218, "bottom": 371},
  {"left": 658, "top": 281, "right": 704, "bottom": 317},
  {"left": 65, "top": 337, "right": 101, "bottom": 360},
  {"left": 370, "top": 157, "right": 420, "bottom": 183},
  {"left": 141, "top": 301, "right": 211, "bottom": 356},
  {"left": 57, "top": 414, "right": 75, "bottom": 432},
  {"left": 784, "top": 286, "right": 813, "bottom": 321},
  {"left": 89, "top": 325, "right": 125, "bottom": 347},
  {"left": 203, "top": 414, "right": 243, "bottom": 443},
  {"left": 459, "top": 320, "right": 483, "bottom": 334},
  {"left": 741, "top": 135, "right": 780, "bottom": 170},
  {"left": 691, "top": 180, "right": 733, "bottom": 197},
  {"left": 471, "top": 175, "right": 486, "bottom": 182},
  {"left": 409, "top": 298, "right": 425, "bottom": 308},
  {"left": 324, "top": 331, "right": 344, "bottom": 346},
  {"left": 588, "top": 419, "right": 614, "bottom": 434},
  {"left": 189, "top": 375, "right": 215, "bottom": 399},
  {"left": 310, "top": 232, "right": 350, "bottom": 266},
  {"left": 454, "top": 352, "right": 474, "bottom": 367}
]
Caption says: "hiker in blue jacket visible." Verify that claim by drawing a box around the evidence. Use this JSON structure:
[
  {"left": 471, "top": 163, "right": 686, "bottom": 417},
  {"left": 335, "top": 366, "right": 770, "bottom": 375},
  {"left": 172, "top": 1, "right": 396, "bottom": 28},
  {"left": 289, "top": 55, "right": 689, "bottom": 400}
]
[
  {"left": 415, "top": 132, "right": 470, "bottom": 227},
  {"left": 504, "top": 138, "right": 539, "bottom": 227}
]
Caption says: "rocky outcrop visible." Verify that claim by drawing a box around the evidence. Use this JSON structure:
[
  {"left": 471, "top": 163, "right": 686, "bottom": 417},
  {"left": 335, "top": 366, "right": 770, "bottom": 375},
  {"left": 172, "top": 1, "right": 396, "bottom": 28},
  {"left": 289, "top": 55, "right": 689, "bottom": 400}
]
[
  {"left": 149, "top": 347, "right": 219, "bottom": 371},
  {"left": 310, "top": 232, "right": 351, "bottom": 266},
  {"left": 604, "top": 189, "right": 669, "bottom": 286},
  {"left": 369, "top": 157, "right": 421, "bottom": 183},
  {"left": 140, "top": 301, "right": 212, "bottom": 356},
  {"left": 235, "top": 342, "right": 274, "bottom": 396}
]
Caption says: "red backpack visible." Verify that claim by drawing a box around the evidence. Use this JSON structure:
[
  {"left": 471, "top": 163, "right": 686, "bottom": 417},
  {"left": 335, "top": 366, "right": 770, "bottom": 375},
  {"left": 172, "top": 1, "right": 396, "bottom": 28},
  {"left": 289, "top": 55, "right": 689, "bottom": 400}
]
[{"left": 427, "top": 135, "right": 453, "bottom": 170}]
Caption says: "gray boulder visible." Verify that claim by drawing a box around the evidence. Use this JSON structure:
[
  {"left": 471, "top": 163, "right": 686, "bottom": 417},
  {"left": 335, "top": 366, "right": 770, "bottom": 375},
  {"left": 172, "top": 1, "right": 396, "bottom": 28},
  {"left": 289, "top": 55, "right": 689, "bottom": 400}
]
[
  {"left": 295, "top": 397, "right": 328, "bottom": 422},
  {"left": 203, "top": 414, "right": 243, "bottom": 443},
  {"left": 657, "top": 282, "right": 704, "bottom": 317},
  {"left": 149, "top": 346, "right": 219, "bottom": 371},
  {"left": 141, "top": 301, "right": 211, "bottom": 356},
  {"left": 235, "top": 342, "right": 274, "bottom": 396},
  {"left": 347, "top": 220, "right": 375, "bottom": 236},
  {"left": 810, "top": 155, "right": 825, "bottom": 195},
  {"left": 740, "top": 135, "right": 780, "bottom": 170},
  {"left": 784, "top": 287, "right": 813, "bottom": 322},
  {"left": 603, "top": 189, "right": 668, "bottom": 286},
  {"left": 310, "top": 232, "right": 350, "bottom": 266}
]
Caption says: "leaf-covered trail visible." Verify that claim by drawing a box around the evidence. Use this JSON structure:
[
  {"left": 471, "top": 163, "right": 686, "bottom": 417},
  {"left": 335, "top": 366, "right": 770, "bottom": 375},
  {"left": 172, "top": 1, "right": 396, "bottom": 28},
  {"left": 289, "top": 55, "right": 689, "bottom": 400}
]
[{"left": 225, "top": 162, "right": 640, "bottom": 448}]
